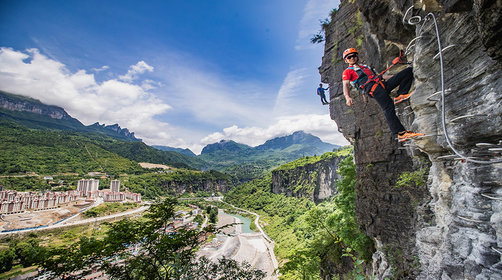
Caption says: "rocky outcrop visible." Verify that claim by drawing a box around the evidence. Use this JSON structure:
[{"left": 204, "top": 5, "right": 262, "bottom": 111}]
[
  {"left": 1, "top": 91, "right": 141, "bottom": 142},
  {"left": 320, "top": 0, "right": 502, "bottom": 279},
  {"left": 271, "top": 155, "right": 345, "bottom": 203},
  {"left": 165, "top": 179, "right": 230, "bottom": 194},
  {"left": 0, "top": 90, "right": 78, "bottom": 121},
  {"left": 88, "top": 122, "right": 141, "bottom": 141}
]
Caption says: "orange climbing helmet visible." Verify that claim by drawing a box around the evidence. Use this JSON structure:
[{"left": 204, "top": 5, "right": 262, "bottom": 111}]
[{"left": 343, "top": 48, "right": 358, "bottom": 59}]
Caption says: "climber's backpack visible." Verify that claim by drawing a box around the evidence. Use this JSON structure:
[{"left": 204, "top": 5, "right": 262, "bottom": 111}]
[{"left": 348, "top": 64, "right": 381, "bottom": 95}]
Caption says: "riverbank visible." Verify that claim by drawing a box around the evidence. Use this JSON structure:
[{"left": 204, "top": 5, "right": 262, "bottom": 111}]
[{"left": 198, "top": 209, "right": 278, "bottom": 280}]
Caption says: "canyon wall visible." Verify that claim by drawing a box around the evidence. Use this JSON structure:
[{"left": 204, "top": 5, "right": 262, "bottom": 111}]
[
  {"left": 165, "top": 179, "right": 230, "bottom": 194},
  {"left": 271, "top": 155, "right": 346, "bottom": 202},
  {"left": 319, "top": 0, "right": 502, "bottom": 278}
]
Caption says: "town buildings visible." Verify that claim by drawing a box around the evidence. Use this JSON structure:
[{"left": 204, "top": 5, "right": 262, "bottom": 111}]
[
  {"left": 0, "top": 179, "right": 141, "bottom": 215},
  {"left": 0, "top": 190, "right": 79, "bottom": 214}
]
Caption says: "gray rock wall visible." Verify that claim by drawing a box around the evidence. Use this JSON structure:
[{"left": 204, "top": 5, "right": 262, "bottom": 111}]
[
  {"left": 0, "top": 92, "right": 71, "bottom": 120},
  {"left": 271, "top": 156, "right": 345, "bottom": 203},
  {"left": 166, "top": 179, "right": 230, "bottom": 194},
  {"left": 320, "top": 0, "right": 502, "bottom": 279}
]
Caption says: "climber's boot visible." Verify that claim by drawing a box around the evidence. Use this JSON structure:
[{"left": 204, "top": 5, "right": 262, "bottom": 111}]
[
  {"left": 394, "top": 90, "right": 415, "bottom": 104},
  {"left": 398, "top": 130, "right": 425, "bottom": 142}
]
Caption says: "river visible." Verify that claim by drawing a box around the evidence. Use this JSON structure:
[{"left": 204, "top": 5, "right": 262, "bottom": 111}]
[
  {"left": 198, "top": 209, "right": 278, "bottom": 279},
  {"left": 227, "top": 212, "right": 254, "bottom": 233}
]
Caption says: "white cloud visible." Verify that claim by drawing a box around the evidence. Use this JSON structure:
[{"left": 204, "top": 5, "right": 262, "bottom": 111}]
[
  {"left": 118, "top": 60, "right": 154, "bottom": 82},
  {"left": 159, "top": 62, "right": 275, "bottom": 127},
  {"left": 0, "top": 47, "right": 349, "bottom": 156},
  {"left": 92, "top": 65, "right": 109, "bottom": 72},
  {"left": 0, "top": 47, "right": 177, "bottom": 146},
  {"left": 200, "top": 114, "right": 349, "bottom": 149}
]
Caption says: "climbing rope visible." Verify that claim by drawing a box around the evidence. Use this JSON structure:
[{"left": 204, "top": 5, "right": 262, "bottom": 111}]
[{"left": 403, "top": 8, "right": 502, "bottom": 164}]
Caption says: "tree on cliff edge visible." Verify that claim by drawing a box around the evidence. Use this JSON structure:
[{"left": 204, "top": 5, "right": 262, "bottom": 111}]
[{"left": 40, "top": 197, "right": 265, "bottom": 279}]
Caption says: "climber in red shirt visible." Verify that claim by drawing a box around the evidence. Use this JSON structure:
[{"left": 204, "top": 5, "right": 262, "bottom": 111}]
[{"left": 341, "top": 48, "right": 424, "bottom": 142}]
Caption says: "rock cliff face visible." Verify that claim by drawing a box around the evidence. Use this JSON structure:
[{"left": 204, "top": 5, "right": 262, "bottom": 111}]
[
  {"left": 320, "top": 0, "right": 502, "bottom": 279},
  {"left": 0, "top": 90, "right": 79, "bottom": 121},
  {"left": 271, "top": 155, "right": 346, "bottom": 203},
  {"left": 0, "top": 91, "right": 141, "bottom": 141},
  {"left": 165, "top": 179, "right": 230, "bottom": 194},
  {"left": 88, "top": 122, "right": 140, "bottom": 141}
]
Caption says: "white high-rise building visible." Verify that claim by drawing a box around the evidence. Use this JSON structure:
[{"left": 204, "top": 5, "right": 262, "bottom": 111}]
[
  {"left": 110, "top": 180, "right": 120, "bottom": 192},
  {"left": 77, "top": 179, "right": 99, "bottom": 195}
]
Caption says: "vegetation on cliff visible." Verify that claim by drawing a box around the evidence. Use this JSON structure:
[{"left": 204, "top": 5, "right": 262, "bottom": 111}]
[
  {"left": 225, "top": 150, "right": 373, "bottom": 279},
  {"left": 124, "top": 170, "right": 231, "bottom": 199},
  {"left": 274, "top": 146, "right": 351, "bottom": 171},
  {"left": 270, "top": 147, "right": 351, "bottom": 199}
]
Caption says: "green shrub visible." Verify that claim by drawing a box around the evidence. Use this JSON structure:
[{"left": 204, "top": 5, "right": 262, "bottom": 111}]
[{"left": 395, "top": 168, "right": 428, "bottom": 188}]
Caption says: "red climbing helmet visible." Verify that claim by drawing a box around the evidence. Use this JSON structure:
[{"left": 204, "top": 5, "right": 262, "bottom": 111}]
[{"left": 343, "top": 48, "right": 358, "bottom": 59}]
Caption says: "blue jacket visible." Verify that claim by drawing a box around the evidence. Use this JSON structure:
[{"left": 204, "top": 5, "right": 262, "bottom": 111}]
[{"left": 317, "top": 87, "right": 326, "bottom": 95}]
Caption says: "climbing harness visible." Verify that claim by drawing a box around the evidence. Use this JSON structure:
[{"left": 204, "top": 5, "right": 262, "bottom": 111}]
[
  {"left": 402, "top": 8, "right": 502, "bottom": 164},
  {"left": 364, "top": 50, "right": 409, "bottom": 96},
  {"left": 347, "top": 64, "right": 380, "bottom": 96},
  {"left": 348, "top": 54, "right": 407, "bottom": 97}
]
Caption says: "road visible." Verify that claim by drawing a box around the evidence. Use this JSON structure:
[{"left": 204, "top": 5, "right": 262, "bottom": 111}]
[{"left": 0, "top": 205, "right": 149, "bottom": 235}]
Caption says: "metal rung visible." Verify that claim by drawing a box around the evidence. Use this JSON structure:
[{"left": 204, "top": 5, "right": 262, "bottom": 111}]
[
  {"left": 483, "top": 181, "right": 500, "bottom": 185},
  {"left": 419, "top": 134, "right": 441, "bottom": 138},
  {"left": 406, "top": 43, "right": 416, "bottom": 54},
  {"left": 433, "top": 45, "right": 456, "bottom": 60},
  {"left": 470, "top": 153, "right": 500, "bottom": 158},
  {"left": 403, "top": 106, "right": 411, "bottom": 110},
  {"left": 493, "top": 247, "right": 502, "bottom": 255},
  {"left": 488, "top": 148, "right": 502, "bottom": 152},
  {"left": 427, "top": 89, "right": 451, "bottom": 101},
  {"left": 431, "top": 89, "right": 452, "bottom": 96},
  {"left": 437, "top": 155, "right": 457, "bottom": 160},
  {"left": 408, "top": 16, "right": 422, "bottom": 25},
  {"left": 480, "top": 193, "right": 502, "bottom": 200},
  {"left": 403, "top": 6, "right": 414, "bottom": 25},
  {"left": 450, "top": 114, "right": 486, "bottom": 122},
  {"left": 476, "top": 143, "right": 496, "bottom": 148},
  {"left": 436, "top": 155, "right": 480, "bottom": 161},
  {"left": 403, "top": 143, "right": 417, "bottom": 147},
  {"left": 456, "top": 215, "right": 484, "bottom": 223}
]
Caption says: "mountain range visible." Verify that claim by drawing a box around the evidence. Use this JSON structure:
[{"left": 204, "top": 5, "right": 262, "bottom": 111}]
[
  {"left": 0, "top": 91, "right": 340, "bottom": 180},
  {"left": 197, "top": 131, "right": 338, "bottom": 180},
  {"left": 0, "top": 90, "right": 141, "bottom": 142}
]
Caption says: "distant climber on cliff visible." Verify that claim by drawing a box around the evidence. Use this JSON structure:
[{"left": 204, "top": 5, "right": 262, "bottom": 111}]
[
  {"left": 317, "top": 83, "right": 329, "bottom": 105},
  {"left": 341, "top": 47, "right": 424, "bottom": 142}
]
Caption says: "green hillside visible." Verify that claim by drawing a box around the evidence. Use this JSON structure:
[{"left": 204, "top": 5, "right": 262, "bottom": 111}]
[
  {"left": 96, "top": 139, "right": 206, "bottom": 170},
  {"left": 0, "top": 91, "right": 140, "bottom": 141},
  {"left": 224, "top": 148, "right": 373, "bottom": 279},
  {"left": 0, "top": 105, "right": 84, "bottom": 132},
  {"left": 0, "top": 120, "right": 205, "bottom": 176}
]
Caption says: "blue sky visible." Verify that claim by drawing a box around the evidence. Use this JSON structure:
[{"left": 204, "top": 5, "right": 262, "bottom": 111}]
[{"left": 0, "top": 0, "right": 346, "bottom": 154}]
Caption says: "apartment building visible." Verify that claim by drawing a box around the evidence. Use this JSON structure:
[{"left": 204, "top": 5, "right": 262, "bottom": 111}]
[
  {"left": 110, "top": 180, "right": 120, "bottom": 192},
  {"left": 1, "top": 179, "right": 141, "bottom": 215},
  {"left": 0, "top": 190, "right": 79, "bottom": 215}
]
